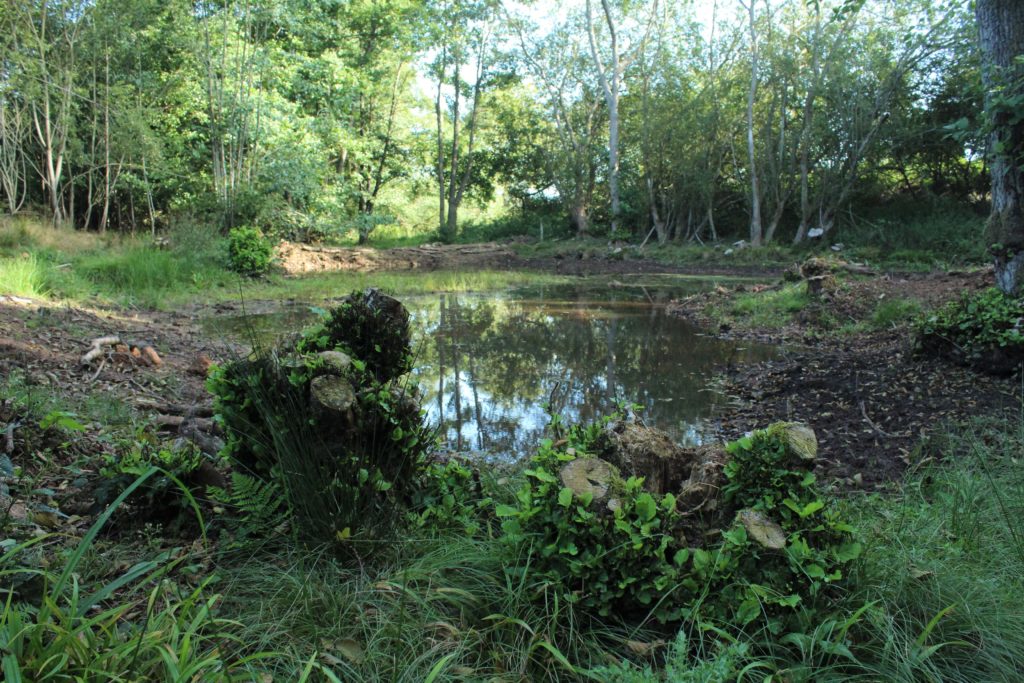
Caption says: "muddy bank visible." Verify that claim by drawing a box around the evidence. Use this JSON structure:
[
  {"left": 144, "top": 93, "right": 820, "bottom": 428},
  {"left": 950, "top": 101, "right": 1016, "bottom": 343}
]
[
  {"left": 0, "top": 295, "right": 233, "bottom": 426},
  {"left": 276, "top": 239, "right": 780, "bottom": 278},
  {"left": 668, "top": 267, "right": 1019, "bottom": 489}
]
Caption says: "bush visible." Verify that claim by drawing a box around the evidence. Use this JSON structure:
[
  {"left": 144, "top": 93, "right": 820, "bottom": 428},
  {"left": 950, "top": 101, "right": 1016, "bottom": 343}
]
[
  {"left": 227, "top": 226, "right": 273, "bottom": 276},
  {"left": 497, "top": 417, "right": 861, "bottom": 630},
  {"left": 916, "top": 287, "right": 1024, "bottom": 373},
  {"left": 209, "top": 290, "right": 432, "bottom": 548}
]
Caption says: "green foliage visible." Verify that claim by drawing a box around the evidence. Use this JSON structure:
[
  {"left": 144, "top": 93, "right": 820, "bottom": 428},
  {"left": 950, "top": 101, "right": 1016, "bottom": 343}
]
[
  {"left": 412, "top": 459, "right": 494, "bottom": 537},
  {"left": 227, "top": 226, "right": 273, "bottom": 277},
  {"left": 209, "top": 472, "right": 288, "bottom": 545},
  {"left": 296, "top": 289, "right": 413, "bottom": 382},
  {"left": 916, "top": 288, "right": 1024, "bottom": 372},
  {"left": 209, "top": 292, "right": 431, "bottom": 548},
  {"left": 0, "top": 470, "right": 273, "bottom": 681},
  {"left": 93, "top": 440, "right": 207, "bottom": 529},
  {"left": 721, "top": 425, "right": 861, "bottom": 627},
  {"left": 498, "top": 416, "right": 860, "bottom": 631}
]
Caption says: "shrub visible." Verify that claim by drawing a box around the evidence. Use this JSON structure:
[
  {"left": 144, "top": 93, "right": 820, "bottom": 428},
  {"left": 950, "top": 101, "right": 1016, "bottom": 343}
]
[
  {"left": 209, "top": 290, "right": 432, "bottom": 548},
  {"left": 916, "top": 287, "right": 1024, "bottom": 373},
  {"left": 497, "top": 417, "right": 861, "bottom": 630},
  {"left": 227, "top": 226, "right": 273, "bottom": 276}
]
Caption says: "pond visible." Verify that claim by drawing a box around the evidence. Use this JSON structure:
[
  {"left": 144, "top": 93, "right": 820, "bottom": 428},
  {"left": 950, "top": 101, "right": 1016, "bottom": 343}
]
[{"left": 203, "top": 275, "right": 777, "bottom": 459}]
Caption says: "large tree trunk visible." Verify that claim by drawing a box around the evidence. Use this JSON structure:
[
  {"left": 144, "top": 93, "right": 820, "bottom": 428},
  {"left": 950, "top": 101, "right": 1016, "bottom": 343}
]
[{"left": 977, "top": 0, "right": 1024, "bottom": 294}]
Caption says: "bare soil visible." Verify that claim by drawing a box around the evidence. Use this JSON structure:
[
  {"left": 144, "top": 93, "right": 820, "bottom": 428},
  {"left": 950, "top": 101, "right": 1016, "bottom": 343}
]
[
  {"left": 669, "top": 267, "right": 1020, "bottom": 489},
  {"left": 276, "top": 239, "right": 777, "bottom": 277}
]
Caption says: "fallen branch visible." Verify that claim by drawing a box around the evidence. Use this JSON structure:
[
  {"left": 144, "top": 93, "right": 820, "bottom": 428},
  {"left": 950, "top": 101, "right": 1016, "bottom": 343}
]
[
  {"left": 80, "top": 335, "right": 121, "bottom": 365},
  {"left": 860, "top": 400, "right": 893, "bottom": 437},
  {"left": 134, "top": 398, "right": 214, "bottom": 417},
  {"left": 153, "top": 414, "right": 217, "bottom": 434}
]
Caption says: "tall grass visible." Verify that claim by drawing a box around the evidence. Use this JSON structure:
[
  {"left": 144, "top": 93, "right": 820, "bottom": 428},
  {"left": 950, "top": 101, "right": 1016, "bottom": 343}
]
[
  {"left": 0, "top": 469, "right": 291, "bottom": 681},
  {"left": 0, "top": 254, "right": 49, "bottom": 298},
  {"left": 217, "top": 535, "right": 648, "bottom": 682}
]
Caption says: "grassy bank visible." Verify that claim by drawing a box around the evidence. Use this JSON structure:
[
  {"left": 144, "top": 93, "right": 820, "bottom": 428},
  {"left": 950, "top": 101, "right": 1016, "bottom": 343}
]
[
  {"left": 4, "top": 381, "right": 1022, "bottom": 681},
  {"left": 0, "top": 219, "right": 570, "bottom": 310}
]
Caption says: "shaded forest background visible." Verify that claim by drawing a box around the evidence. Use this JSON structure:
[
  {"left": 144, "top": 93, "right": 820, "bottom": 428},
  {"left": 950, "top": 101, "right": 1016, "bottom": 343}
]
[{"left": 0, "top": 0, "right": 987, "bottom": 248}]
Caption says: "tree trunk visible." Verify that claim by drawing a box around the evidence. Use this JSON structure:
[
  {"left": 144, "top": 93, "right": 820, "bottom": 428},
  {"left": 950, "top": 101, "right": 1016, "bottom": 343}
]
[
  {"left": 743, "top": 0, "right": 762, "bottom": 246},
  {"left": 977, "top": 0, "right": 1024, "bottom": 294}
]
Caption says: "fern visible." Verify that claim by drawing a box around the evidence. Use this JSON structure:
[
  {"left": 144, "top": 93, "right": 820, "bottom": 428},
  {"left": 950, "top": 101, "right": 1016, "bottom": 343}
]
[{"left": 209, "top": 472, "right": 288, "bottom": 542}]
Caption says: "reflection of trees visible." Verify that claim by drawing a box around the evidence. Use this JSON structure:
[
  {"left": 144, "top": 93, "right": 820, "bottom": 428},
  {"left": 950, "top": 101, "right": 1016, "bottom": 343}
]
[{"left": 415, "top": 285, "right": 774, "bottom": 457}]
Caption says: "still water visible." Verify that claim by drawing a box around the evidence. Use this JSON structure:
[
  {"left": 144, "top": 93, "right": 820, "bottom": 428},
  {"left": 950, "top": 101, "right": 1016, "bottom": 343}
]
[{"left": 203, "top": 277, "right": 776, "bottom": 458}]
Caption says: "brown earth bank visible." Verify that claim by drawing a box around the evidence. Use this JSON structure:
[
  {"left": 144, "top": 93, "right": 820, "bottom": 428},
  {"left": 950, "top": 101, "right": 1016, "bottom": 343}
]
[
  {"left": 276, "top": 239, "right": 781, "bottom": 277},
  {"left": 669, "top": 266, "right": 1020, "bottom": 490}
]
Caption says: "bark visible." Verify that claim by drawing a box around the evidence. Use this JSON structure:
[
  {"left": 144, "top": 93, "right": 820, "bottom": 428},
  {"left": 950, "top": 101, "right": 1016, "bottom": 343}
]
[
  {"left": 976, "top": 0, "right": 1024, "bottom": 294},
  {"left": 742, "top": 0, "right": 763, "bottom": 246},
  {"left": 586, "top": 0, "right": 623, "bottom": 236}
]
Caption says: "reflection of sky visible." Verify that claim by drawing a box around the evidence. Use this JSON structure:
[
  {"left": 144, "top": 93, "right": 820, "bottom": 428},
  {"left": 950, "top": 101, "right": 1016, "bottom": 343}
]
[{"left": 203, "top": 277, "right": 777, "bottom": 461}]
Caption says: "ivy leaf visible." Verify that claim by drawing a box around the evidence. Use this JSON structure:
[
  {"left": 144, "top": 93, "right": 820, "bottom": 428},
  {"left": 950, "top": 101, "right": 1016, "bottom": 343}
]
[{"left": 494, "top": 504, "right": 518, "bottom": 517}]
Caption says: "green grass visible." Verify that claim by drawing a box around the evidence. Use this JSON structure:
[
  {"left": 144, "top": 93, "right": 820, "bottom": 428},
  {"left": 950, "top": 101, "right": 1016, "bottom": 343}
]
[
  {"left": 704, "top": 283, "right": 810, "bottom": 329},
  {"left": 215, "top": 534, "right": 642, "bottom": 681},
  {"left": 238, "top": 269, "right": 571, "bottom": 303},
  {"left": 0, "top": 253, "right": 49, "bottom": 298}
]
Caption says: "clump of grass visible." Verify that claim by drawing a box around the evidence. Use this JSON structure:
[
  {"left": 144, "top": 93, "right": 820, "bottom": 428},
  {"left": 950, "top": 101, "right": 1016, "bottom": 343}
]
[
  {"left": 1, "top": 470, "right": 292, "bottom": 681},
  {"left": 869, "top": 298, "right": 922, "bottom": 330},
  {"left": 76, "top": 244, "right": 236, "bottom": 308},
  {"left": 217, "top": 534, "right": 644, "bottom": 681},
  {"left": 835, "top": 419, "right": 1024, "bottom": 681},
  {"left": 725, "top": 284, "right": 808, "bottom": 328},
  {"left": 0, "top": 254, "right": 49, "bottom": 298}
]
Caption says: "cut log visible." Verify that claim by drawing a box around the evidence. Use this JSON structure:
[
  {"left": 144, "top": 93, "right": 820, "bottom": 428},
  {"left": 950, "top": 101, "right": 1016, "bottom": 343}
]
[
  {"left": 737, "top": 509, "right": 787, "bottom": 549},
  {"left": 770, "top": 422, "right": 817, "bottom": 461},
  {"left": 310, "top": 375, "right": 357, "bottom": 424},
  {"left": 559, "top": 457, "right": 618, "bottom": 502}
]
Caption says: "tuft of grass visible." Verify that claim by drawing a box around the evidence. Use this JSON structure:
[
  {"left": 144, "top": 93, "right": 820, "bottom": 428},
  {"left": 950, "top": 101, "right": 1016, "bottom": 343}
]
[
  {"left": 869, "top": 298, "right": 922, "bottom": 330},
  {"left": 0, "top": 254, "right": 49, "bottom": 298},
  {"left": 217, "top": 534, "right": 647, "bottom": 681},
  {"left": 723, "top": 284, "right": 809, "bottom": 328}
]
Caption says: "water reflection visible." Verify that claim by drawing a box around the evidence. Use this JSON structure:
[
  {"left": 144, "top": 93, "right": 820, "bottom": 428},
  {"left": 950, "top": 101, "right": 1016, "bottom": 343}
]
[
  {"left": 412, "top": 284, "right": 775, "bottom": 457},
  {"left": 202, "top": 279, "right": 777, "bottom": 459}
]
